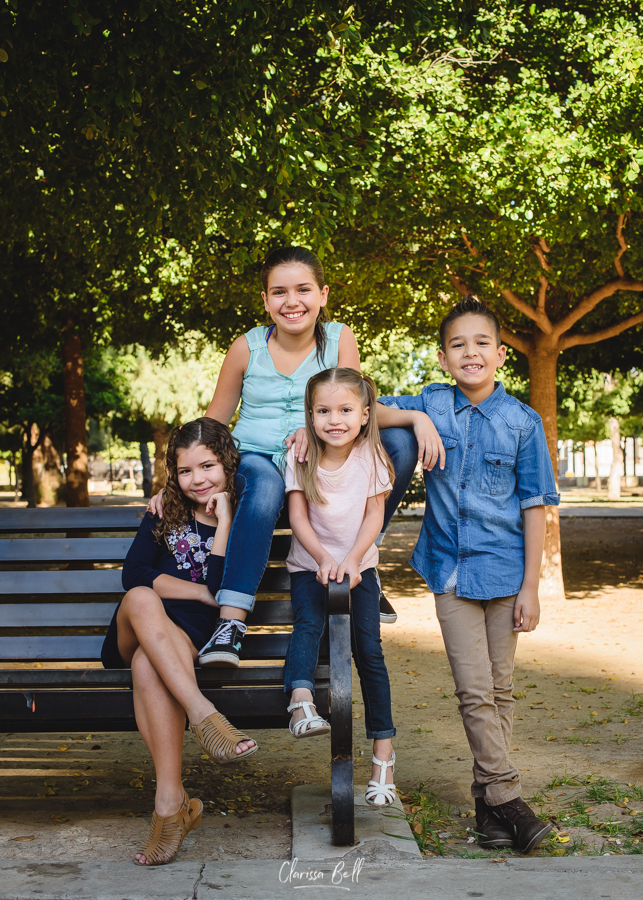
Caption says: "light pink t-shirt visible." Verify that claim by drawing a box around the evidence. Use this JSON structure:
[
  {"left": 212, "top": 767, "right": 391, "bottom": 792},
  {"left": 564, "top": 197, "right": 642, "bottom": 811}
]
[{"left": 285, "top": 442, "right": 393, "bottom": 574}]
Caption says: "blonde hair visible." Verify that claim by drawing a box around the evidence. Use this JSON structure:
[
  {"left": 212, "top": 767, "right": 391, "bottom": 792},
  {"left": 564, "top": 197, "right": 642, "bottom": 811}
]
[{"left": 295, "top": 367, "right": 395, "bottom": 505}]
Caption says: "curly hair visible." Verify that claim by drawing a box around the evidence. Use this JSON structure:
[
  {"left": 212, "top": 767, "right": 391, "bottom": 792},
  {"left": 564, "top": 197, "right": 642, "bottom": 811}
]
[{"left": 153, "top": 417, "right": 240, "bottom": 546}]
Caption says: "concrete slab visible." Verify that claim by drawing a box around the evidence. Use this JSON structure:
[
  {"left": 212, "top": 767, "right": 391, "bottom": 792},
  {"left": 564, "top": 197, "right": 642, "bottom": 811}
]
[
  {"left": 291, "top": 784, "right": 421, "bottom": 862},
  {"left": 1, "top": 857, "right": 643, "bottom": 900},
  {"left": 0, "top": 859, "right": 204, "bottom": 900}
]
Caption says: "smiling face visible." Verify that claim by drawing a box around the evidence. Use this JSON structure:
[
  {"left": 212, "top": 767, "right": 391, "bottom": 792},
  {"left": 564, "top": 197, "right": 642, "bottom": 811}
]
[
  {"left": 311, "top": 382, "right": 369, "bottom": 450},
  {"left": 176, "top": 443, "right": 227, "bottom": 510},
  {"left": 437, "top": 313, "right": 506, "bottom": 401},
  {"left": 262, "top": 262, "right": 328, "bottom": 334}
]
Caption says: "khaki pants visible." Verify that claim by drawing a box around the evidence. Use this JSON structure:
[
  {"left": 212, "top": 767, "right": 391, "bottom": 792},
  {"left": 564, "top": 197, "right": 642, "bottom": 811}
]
[{"left": 434, "top": 592, "right": 522, "bottom": 806}]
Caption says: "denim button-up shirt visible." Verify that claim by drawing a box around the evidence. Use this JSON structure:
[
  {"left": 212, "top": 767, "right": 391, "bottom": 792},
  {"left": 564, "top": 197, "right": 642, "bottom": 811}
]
[{"left": 379, "top": 382, "right": 560, "bottom": 600}]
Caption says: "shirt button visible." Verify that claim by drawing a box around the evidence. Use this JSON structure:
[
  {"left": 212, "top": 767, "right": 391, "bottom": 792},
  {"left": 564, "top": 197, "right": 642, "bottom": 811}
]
[
  {"left": 495, "top": 460, "right": 501, "bottom": 466},
  {"left": 468, "top": 444, "right": 473, "bottom": 449},
  {"left": 461, "top": 483, "right": 466, "bottom": 489}
]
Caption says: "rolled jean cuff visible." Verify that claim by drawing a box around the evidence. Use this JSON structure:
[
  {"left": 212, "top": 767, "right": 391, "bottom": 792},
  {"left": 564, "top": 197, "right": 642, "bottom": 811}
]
[
  {"left": 216, "top": 588, "right": 255, "bottom": 613},
  {"left": 283, "top": 679, "right": 315, "bottom": 695},
  {"left": 374, "top": 532, "right": 384, "bottom": 547},
  {"left": 484, "top": 783, "right": 523, "bottom": 807},
  {"left": 365, "top": 727, "right": 396, "bottom": 740}
]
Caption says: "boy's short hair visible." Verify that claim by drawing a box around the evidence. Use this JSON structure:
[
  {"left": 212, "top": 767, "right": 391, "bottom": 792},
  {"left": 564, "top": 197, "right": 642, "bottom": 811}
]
[{"left": 439, "top": 295, "right": 503, "bottom": 349}]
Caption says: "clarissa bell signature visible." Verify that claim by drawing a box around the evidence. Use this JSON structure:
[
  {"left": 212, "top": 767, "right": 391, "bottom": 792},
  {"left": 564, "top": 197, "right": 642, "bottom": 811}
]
[{"left": 279, "top": 858, "right": 365, "bottom": 890}]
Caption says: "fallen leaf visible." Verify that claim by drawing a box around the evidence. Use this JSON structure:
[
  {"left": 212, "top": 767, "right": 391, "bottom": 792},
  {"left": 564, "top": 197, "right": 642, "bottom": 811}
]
[
  {"left": 352, "top": 713, "right": 362, "bottom": 719},
  {"left": 490, "top": 857, "right": 507, "bottom": 863},
  {"left": 556, "top": 836, "right": 570, "bottom": 843},
  {"left": 201, "top": 754, "right": 209, "bottom": 760},
  {"left": 183, "top": 769, "right": 191, "bottom": 775},
  {"left": 57, "top": 745, "right": 69, "bottom": 752},
  {"left": 10, "top": 836, "right": 35, "bottom": 842},
  {"left": 283, "top": 747, "right": 293, "bottom": 751},
  {"left": 615, "top": 801, "right": 628, "bottom": 808},
  {"left": 546, "top": 736, "right": 558, "bottom": 741},
  {"left": 413, "top": 823, "right": 423, "bottom": 835},
  {"left": 415, "top": 703, "right": 428, "bottom": 709},
  {"left": 131, "top": 768, "right": 144, "bottom": 774},
  {"left": 584, "top": 807, "right": 594, "bottom": 813},
  {"left": 513, "top": 691, "right": 527, "bottom": 700}
]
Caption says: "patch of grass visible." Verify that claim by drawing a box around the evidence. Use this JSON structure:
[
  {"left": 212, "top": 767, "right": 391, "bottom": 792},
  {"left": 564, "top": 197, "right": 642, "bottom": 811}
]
[
  {"left": 614, "top": 735, "right": 628, "bottom": 745},
  {"left": 567, "top": 735, "right": 600, "bottom": 745},
  {"left": 400, "top": 783, "right": 461, "bottom": 856}
]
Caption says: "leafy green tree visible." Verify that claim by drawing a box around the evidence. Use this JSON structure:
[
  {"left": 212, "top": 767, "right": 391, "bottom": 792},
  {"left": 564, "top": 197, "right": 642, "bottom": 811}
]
[
  {"left": 310, "top": 3, "right": 643, "bottom": 596},
  {"left": 0, "top": 0, "right": 449, "bottom": 504}
]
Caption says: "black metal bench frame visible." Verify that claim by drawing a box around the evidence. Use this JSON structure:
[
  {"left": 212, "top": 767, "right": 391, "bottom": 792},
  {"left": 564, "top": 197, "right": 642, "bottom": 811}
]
[{"left": 0, "top": 507, "right": 354, "bottom": 845}]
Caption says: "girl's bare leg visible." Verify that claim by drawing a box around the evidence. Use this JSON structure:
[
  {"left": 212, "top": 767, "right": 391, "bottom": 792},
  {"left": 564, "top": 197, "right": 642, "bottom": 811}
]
[
  {"left": 117, "top": 586, "right": 254, "bottom": 750},
  {"left": 130, "top": 645, "right": 187, "bottom": 864}
]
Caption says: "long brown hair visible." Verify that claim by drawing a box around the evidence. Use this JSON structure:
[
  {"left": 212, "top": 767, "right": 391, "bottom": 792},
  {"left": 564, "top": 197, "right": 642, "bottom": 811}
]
[
  {"left": 261, "top": 246, "right": 329, "bottom": 361},
  {"left": 295, "top": 367, "right": 394, "bottom": 505},
  {"left": 153, "top": 417, "right": 240, "bottom": 545}
]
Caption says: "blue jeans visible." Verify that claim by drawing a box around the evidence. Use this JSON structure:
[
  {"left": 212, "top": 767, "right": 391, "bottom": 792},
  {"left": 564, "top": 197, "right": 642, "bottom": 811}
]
[
  {"left": 284, "top": 568, "right": 395, "bottom": 740},
  {"left": 381, "top": 426, "right": 418, "bottom": 533},
  {"left": 219, "top": 429, "right": 417, "bottom": 610},
  {"left": 216, "top": 452, "right": 285, "bottom": 612}
]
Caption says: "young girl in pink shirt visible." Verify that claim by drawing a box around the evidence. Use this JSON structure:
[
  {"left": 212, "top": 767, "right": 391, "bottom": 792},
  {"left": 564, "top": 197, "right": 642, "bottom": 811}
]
[{"left": 283, "top": 367, "right": 397, "bottom": 807}]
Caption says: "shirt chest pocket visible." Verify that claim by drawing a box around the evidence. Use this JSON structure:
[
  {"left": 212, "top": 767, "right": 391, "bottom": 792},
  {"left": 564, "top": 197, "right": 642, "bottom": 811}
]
[
  {"left": 481, "top": 451, "right": 516, "bottom": 495},
  {"left": 429, "top": 436, "right": 458, "bottom": 479}
]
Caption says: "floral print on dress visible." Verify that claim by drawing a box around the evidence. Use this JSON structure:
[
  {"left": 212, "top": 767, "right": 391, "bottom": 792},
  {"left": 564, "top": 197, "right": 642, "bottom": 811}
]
[{"left": 168, "top": 523, "right": 211, "bottom": 582}]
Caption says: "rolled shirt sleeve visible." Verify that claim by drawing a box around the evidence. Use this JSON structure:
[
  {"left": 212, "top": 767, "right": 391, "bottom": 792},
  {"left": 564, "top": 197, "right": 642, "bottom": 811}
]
[{"left": 515, "top": 416, "right": 560, "bottom": 509}]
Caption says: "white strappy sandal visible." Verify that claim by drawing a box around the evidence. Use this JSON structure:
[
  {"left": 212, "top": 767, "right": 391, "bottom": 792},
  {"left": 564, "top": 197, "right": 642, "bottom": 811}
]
[
  {"left": 365, "top": 751, "right": 396, "bottom": 807},
  {"left": 287, "top": 700, "right": 331, "bottom": 739}
]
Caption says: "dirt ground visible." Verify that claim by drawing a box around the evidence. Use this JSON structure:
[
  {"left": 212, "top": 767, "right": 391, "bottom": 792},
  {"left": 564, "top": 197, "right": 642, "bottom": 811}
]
[{"left": 1, "top": 515, "right": 642, "bottom": 861}]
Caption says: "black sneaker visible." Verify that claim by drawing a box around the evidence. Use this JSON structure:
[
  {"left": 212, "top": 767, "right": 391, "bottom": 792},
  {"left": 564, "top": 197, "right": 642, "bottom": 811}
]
[
  {"left": 474, "top": 797, "right": 514, "bottom": 848},
  {"left": 198, "top": 619, "right": 247, "bottom": 668},
  {"left": 489, "top": 796, "right": 552, "bottom": 854},
  {"left": 379, "top": 591, "right": 398, "bottom": 624}
]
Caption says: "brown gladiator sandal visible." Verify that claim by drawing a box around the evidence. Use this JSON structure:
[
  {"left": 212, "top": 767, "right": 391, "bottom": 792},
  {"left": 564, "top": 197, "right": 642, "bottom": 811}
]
[
  {"left": 135, "top": 792, "right": 203, "bottom": 866},
  {"left": 189, "top": 711, "right": 258, "bottom": 765}
]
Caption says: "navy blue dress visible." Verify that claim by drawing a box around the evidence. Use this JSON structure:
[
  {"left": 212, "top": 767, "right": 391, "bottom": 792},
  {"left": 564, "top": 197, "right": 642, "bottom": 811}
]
[{"left": 101, "top": 513, "right": 224, "bottom": 669}]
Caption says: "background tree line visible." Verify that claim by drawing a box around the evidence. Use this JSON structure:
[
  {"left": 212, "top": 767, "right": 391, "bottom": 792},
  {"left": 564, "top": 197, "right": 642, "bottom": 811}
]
[{"left": 1, "top": 0, "right": 643, "bottom": 598}]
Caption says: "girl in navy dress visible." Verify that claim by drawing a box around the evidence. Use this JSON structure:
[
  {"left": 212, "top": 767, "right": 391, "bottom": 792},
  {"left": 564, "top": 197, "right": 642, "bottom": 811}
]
[{"left": 101, "top": 418, "right": 257, "bottom": 866}]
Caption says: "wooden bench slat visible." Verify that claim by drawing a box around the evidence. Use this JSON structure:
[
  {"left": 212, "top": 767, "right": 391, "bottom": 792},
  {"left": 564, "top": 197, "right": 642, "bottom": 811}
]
[
  {"left": 0, "top": 538, "right": 134, "bottom": 563},
  {"left": 0, "top": 507, "right": 147, "bottom": 533},
  {"left": 0, "top": 686, "right": 324, "bottom": 721},
  {"left": 0, "top": 666, "right": 330, "bottom": 688},
  {"left": 0, "top": 599, "right": 297, "bottom": 627},
  {"left": 0, "top": 534, "right": 292, "bottom": 564},
  {"left": 0, "top": 566, "right": 290, "bottom": 596},
  {"left": 0, "top": 570, "right": 123, "bottom": 595},
  {"left": 0, "top": 632, "right": 308, "bottom": 661}
]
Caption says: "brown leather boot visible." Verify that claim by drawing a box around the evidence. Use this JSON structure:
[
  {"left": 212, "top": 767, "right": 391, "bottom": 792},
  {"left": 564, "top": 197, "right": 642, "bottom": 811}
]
[
  {"left": 474, "top": 797, "right": 514, "bottom": 848},
  {"left": 489, "top": 797, "right": 552, "bottom": 854}
]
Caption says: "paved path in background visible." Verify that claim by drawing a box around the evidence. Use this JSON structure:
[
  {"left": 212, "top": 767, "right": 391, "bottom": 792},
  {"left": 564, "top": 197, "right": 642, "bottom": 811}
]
[{"left": 0, "top": 856, "right": 642, "bottom": 900}]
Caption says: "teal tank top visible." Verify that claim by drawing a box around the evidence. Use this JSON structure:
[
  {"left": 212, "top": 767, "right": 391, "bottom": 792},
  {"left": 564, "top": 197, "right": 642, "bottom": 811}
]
[{"left": 231, "top": 321, "right": 344, "bottom": 464}]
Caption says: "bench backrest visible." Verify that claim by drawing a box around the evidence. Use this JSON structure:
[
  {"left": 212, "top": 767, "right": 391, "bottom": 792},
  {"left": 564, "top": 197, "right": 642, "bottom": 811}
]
[{"left": 0, "top": 507, "right": 328, "bottom": 665}]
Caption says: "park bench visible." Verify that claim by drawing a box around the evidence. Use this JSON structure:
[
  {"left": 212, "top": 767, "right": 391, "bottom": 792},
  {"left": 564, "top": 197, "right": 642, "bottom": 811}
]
[{"left": 0, "top": 507, "right": 354, "bottom": 845}]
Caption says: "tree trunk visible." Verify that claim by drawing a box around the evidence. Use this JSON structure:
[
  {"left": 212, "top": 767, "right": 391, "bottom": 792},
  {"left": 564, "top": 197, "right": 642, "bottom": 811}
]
[
  {"left": 21, "top": 423, "right": 40, "bottom": 509},
  {"left": 140, "top": 441, "right": 153, "bottom": 498},
  {"left": 593, "top": 440, "right": 602, "bottom": 491},
  {"left": 33, "top": 431, "right": 64, "bottom": 506},
  {"left": 607, "top": 416, "right": 622, "bottom": 501},
  {"left": 151, "top": 419, "right": 168, "bottom": 495},
  {"left": 62, "top": 329, "right": 90, "bottom": 507},
  {"left": 527, "top": 333, "right": 565, "bottom": 600}
]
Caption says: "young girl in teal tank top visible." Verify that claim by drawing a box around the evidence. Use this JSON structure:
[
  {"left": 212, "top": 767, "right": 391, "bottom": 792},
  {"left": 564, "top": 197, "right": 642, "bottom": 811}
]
[{"left": 196, "top": 247, "right": 363, "bottom": 668}]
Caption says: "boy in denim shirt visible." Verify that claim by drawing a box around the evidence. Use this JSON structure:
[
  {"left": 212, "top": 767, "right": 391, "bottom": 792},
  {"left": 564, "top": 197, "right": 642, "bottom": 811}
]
[{"left": 378, "top": 297, "right": 559, "bottom": 854}]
